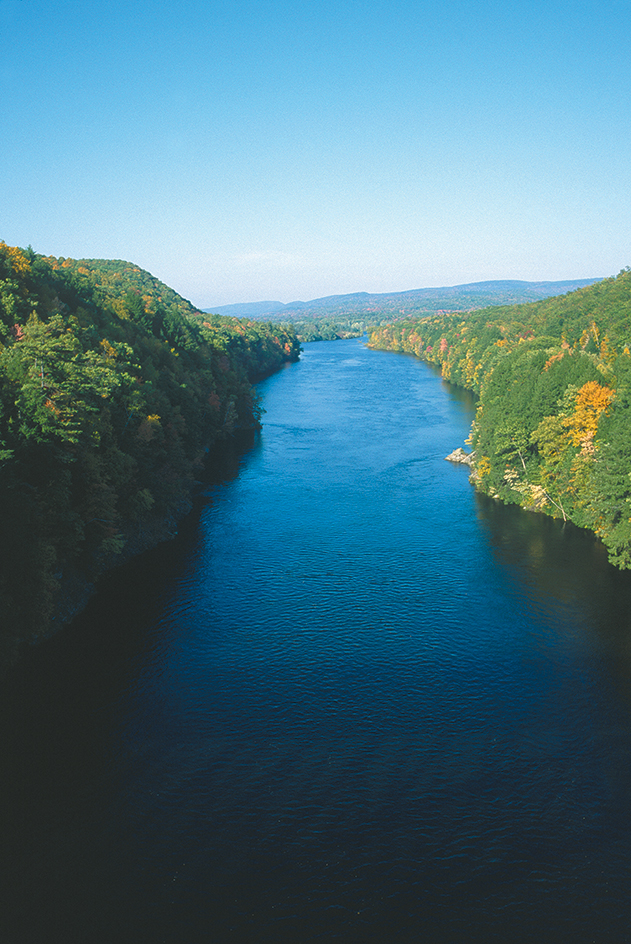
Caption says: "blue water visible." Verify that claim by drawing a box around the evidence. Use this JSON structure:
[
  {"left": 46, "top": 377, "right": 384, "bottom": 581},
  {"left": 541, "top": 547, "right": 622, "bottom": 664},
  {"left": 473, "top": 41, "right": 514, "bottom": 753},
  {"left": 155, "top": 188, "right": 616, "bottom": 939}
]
[{"left": 3, "top": 338, "right": 631, "bottom": 944}]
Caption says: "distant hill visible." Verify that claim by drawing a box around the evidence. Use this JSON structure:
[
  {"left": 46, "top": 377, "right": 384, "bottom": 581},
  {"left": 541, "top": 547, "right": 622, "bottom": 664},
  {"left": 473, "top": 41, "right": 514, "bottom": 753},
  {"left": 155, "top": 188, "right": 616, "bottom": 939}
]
[
  {"left": 204, "top": 300, "right": 286, "bottom": 318},
  {"left": 204, "top": 279, "right": 603, "bottom": 322}
]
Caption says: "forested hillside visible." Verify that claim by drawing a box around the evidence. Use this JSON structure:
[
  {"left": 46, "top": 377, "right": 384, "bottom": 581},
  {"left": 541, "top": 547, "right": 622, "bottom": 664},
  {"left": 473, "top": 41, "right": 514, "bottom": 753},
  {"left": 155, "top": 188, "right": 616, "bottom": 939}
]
[
  {"left": 368, "top": 269, "right": 631, "bottom": 569},
  {"left": 0, "top": 242, "right": 300, "bottom": 657},
  {"left": 41, "top": 255, "right": 202, "bottom": 324}
]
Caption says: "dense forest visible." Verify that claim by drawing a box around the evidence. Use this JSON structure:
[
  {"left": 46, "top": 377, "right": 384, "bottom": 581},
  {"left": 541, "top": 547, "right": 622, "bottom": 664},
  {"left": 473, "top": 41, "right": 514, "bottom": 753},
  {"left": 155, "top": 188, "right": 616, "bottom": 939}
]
[
  {"left": 368, "top": 269, "right": 631, "bottom": 570},
  {"left": 0, "top": 242, "right": 300, "bottom": 659}
]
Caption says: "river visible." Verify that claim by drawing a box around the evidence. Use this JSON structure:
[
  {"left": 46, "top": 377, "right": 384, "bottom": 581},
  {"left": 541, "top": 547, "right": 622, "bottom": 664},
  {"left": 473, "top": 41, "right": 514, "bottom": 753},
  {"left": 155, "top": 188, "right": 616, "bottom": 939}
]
[{"left": 2, "top": 338, "right": 631, "bottom": 944}]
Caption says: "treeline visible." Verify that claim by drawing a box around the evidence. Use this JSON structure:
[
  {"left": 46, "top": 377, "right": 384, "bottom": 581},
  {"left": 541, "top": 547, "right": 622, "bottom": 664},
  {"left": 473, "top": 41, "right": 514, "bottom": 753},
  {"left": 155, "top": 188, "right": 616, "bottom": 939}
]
[
  {"left": 289, "top": 317, "right": 374, "bottom": 342},
  {"left": 368, "top": 269, "right": 631, "bottom": 569},
  {"left": 0, "top": 242, "right": 300, "bottom": 656}
]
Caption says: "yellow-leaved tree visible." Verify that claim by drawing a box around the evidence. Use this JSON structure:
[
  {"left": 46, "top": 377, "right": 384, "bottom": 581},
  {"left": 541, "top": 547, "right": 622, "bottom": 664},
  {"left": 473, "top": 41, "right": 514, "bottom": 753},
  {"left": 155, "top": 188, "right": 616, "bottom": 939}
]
[{"left": 563, "top": 380, "right": 614, "bottom": 456}]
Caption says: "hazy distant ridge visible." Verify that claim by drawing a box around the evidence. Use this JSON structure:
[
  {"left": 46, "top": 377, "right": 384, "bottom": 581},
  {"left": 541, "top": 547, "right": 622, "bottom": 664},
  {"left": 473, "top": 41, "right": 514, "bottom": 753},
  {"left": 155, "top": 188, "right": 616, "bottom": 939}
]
[
  {"left": 204, "top": 300, "right": 287, "bottom": 318},
  {"left": 204, "top": 279, "right": 602, "bottom": 321}
]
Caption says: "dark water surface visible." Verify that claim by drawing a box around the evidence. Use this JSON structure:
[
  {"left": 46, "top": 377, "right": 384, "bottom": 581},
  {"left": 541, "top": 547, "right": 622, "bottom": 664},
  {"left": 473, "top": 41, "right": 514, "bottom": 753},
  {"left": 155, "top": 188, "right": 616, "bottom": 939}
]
[{"left": 3, "top": 338, "right": 631, "bottom": 944}]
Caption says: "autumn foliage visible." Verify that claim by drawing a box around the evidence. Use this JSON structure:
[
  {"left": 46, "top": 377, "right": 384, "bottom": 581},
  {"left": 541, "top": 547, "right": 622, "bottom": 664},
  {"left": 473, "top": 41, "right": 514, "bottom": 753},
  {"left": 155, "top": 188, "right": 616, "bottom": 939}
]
[{"left": 563, "top": 381, "right": 614, "bottom": 452}]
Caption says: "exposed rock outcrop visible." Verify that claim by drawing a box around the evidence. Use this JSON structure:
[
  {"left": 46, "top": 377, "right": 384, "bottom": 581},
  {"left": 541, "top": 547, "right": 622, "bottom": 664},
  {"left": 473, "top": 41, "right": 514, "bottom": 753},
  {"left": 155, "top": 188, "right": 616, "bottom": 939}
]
[{"left": 445, "top": 447, "right": 475, "bottom": 466}]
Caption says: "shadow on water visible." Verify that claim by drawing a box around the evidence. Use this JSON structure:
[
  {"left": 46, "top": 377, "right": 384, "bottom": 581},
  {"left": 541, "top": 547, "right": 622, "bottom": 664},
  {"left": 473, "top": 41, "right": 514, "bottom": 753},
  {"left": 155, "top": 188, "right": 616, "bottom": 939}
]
[
  {"left": 475, "top": 490, "right": 631, "bottom": 699},
  {"left": 0, "top": 431, "right": 260, "bottom": 944}
]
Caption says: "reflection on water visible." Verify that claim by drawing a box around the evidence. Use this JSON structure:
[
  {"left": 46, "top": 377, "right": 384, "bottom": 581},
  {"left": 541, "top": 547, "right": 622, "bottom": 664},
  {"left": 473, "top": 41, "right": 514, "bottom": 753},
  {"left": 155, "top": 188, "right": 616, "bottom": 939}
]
[{"left": 2, "top": 339, "right": 631, "bottom": 944}]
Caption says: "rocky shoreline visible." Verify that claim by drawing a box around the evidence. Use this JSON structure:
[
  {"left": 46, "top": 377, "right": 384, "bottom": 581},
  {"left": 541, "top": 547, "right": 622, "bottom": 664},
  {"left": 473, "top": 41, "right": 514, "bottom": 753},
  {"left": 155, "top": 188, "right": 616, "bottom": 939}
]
[{"left": 445, "top": 447, "right": 475, "bottom": 467}]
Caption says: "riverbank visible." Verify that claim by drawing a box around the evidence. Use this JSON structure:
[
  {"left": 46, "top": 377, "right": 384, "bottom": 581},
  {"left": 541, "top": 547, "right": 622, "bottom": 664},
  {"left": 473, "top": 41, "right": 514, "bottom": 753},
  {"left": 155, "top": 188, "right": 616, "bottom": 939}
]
[
  {"left": 368, "top": 270, "right": 631, "bottom": 571},
  {"left": 46, "top": 427, "right": 258, "bottom": 640}
]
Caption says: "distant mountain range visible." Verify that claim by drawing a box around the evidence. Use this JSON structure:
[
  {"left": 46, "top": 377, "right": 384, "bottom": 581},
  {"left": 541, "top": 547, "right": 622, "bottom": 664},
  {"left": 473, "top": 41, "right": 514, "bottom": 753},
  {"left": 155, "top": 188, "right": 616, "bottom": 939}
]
[{"left": 204, "top": 279, "right": 603, "bottom": 322}]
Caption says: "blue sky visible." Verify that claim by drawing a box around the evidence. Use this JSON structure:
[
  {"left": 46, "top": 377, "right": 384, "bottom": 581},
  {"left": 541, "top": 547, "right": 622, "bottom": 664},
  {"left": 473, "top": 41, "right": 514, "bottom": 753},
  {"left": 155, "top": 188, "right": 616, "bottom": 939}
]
[{"left": 1, "top": 0, "right": 630, "bottom": 307}]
